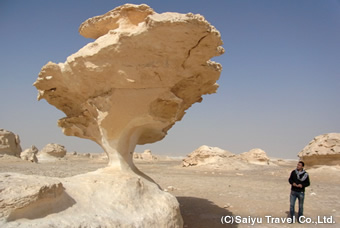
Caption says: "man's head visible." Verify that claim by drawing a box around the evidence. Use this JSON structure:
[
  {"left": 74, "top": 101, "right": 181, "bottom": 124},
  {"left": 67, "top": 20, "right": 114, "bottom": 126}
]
[{"left": 297, "top": 161, "right": 304, "bottom": 171}]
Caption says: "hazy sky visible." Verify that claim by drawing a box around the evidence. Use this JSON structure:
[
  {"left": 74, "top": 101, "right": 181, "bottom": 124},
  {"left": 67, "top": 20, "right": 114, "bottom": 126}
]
[{"left": 1, "top": 0, "right": 339, "bottom": 159}]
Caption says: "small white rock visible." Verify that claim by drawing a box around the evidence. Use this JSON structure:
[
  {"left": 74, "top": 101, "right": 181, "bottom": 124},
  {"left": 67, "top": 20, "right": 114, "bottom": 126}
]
[{"left": 167, "top": 186, "right": 176, "bottom": 191}]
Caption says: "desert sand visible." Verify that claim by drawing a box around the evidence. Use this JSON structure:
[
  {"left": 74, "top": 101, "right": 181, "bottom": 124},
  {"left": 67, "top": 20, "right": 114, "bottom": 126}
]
[{"left": 1, "top": 154, "right": 339, "bottom": 228}]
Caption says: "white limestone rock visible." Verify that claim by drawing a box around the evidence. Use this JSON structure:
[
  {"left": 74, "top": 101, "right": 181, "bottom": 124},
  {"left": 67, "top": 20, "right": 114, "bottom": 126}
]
[
  {"left": 182, "top": 145, "right": 233, "bottom": 167},
  {"left": 30, "top": 3, "right": 225, "bottom": 227},
  {"left": 34, "top": 3, "right": 224, "bottom": 170},
  {"left": 0, "top": 169, "right": 182, "bottom": 228},
  {"left": 238, "top": 148, "right": 270, "bottom": 165},
  {"left": 0, "top": 129, "right": 22, "bottom": 157},
  {"left": 20, "top": 145, "right": 38, "bottom": 163},
  {"left": 39, "top": 143, "right": 67, "bottom": 158},
  {"left": 182, "top": 146, "right": 273, "bottom": 169},
  {"left": 79, "top": 4, "right": 154, "bottom": 39},
  {"left": 0, "top": 173, "right": 66, "bottom": 223},
  {"left": 37, "top": 143, "right": 67, "bottom": 162},
  {"left": 134, "top": 149, "right": 157, "bottom": 161},
  {"left": 298, "top": 133, "right": 340, "bottom": 166}
]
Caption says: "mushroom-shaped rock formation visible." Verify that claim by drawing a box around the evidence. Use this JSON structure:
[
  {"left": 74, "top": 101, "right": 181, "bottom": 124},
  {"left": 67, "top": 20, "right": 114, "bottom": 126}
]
[
  {"left": 34, "top": 4, "right": 224, "bottom": 173},
  {"left": 24, "top": 4, "right": 224, "bottom": 227}
]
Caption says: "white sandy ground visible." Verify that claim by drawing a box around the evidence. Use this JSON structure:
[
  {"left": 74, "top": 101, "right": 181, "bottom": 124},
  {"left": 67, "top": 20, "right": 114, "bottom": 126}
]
[{"left": 0, "top": 154, "right": 339, "bottom": 228}]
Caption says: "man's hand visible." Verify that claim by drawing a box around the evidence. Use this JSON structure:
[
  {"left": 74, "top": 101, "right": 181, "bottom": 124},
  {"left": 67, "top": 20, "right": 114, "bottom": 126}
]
[{"left": 292, "top": 183, "right": 303, "bottom": 188}]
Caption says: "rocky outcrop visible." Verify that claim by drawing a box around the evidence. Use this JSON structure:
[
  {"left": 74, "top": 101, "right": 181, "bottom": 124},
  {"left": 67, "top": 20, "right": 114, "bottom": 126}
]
[
  {"left": 182, "top": 145, "right": 233, "bottom": 167},
  {"left": 0, "top": 169, "right": 182, "bottom": 228},
  {"left": 182, "top": 146, "right": 272, "bottom": 169},
  {"left": 39, "top": 143, "right": 67, "bottom": 158},
  {"left": 0, "top": 173, "right": 67, "bottom": 222},
  {"left": 34, "top": 3, "right": 224, "bottom": 171},
  {"left": 25, "top": 3, "right": 224, "bottom": 227},
  {"left": 134, "top": 149, "right": 157, "bottom": 161},
  {"left": 36, "top": 143, "right": 66, "bottom": 162},
  {"left": 0, "top": 129, "right": 22, "bottom": 157},
  {"left": 20, "top": 145, "right": 38, "bottom": 163},
  {"left": 298, "top": 133, "right": 340, "bottom": 166},
  {"left": 238, "top": 148, "right": 270, "bottom": 165}
]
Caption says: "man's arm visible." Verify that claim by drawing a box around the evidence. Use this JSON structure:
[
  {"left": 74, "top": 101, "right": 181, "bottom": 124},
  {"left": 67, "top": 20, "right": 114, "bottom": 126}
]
[
  {"left": 288, "top": 171, "right": 295, "bottom": 185},
  {"left": 302, "top": 174, "right": 310, "bottom": 188}
]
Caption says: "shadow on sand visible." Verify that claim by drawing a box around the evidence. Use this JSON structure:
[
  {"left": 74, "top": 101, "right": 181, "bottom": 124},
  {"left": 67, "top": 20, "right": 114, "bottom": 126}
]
[{"left": 177, "top": 196, "right": 238, "bottom": 228}]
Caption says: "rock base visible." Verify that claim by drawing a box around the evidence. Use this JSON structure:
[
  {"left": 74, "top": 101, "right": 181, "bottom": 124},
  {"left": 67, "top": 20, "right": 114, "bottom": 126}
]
[
  {"left": 300, "top": 154, "right": 340, "bottom": 167},
  {"left": 0, "top": 168, "right": 183, "bottom": 228}
]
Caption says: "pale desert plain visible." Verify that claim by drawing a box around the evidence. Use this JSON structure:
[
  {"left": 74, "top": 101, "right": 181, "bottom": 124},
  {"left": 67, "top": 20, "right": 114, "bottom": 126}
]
[{"left": 1, "top": 151, "right": 339, "bottom": 228}]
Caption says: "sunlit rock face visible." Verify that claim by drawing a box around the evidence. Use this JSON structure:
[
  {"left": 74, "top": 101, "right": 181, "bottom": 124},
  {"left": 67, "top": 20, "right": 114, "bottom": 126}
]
[
  {"left": 0, "top": 129, "right": 22, "bottom": 157},
  {"left": 2, "top": 5, "right": 225, "bottom": 227},
  {"left": 34, "top": 4, "right": 224, "bottom": 172},
  {"left": 298, "top": 133, "right": 340, "bottom": 166},
  {"left": 182, "top": 145, "right": 233, "bottom": 167},
  {"left": 20, "top": 145, "right": 38, "bottom": 163},
  {"left": 239, "top": 148, "right": 270, "bottom": 165}
]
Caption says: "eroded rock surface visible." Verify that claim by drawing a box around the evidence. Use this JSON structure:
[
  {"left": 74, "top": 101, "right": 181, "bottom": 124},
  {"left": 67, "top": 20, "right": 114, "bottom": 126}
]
[
  {"left": 21, "top": 3, "right": 224, "bottom": 227},
  {"left": 0, "top": 129, "right": 22, "bottom": 157},
  {"left": 0, "top": 169, "right": 182, "bottom": 228},
  {"left": 182, "top": 146, "right": 273, "bottom": 169},
  {"left": 0, "top": 173, "right": 67, "bottom": 223},
  {"left": 134, "top": 149, "right": 157, "bottom": 161},
  {"left": 36, "top": 143, "right": 67, "bottom": 163},
  {"left": 20, "top": 145, "right": 38, "bottom": 163},
  {"left": 182, "top": 145, "right": 233, "bottom": 167},
  {"left": 34, "top": 3, "right": 224, "bottom": 172},
  {"left": 298, "top": 133, "right": 340, "bottom": 166},
  {"left": 40, "top": 143, "right": 67, "bottom": 158},
  {"left": 239, "top": 148, "right": 270, "bottom": 165}
]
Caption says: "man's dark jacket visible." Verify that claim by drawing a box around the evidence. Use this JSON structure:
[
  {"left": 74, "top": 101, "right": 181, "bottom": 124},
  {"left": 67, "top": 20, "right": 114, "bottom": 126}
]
[{"left": 288, "top": 169, "right": 310, "bottom": 192}]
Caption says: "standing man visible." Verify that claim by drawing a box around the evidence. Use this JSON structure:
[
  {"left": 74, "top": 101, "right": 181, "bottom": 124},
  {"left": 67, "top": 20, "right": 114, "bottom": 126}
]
[{"left": 288, "top": 161, "right": 310, "bottom": 222}]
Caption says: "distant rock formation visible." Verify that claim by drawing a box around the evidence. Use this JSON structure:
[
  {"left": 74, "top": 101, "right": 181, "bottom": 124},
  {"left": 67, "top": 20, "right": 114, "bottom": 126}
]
[
  {"left": 20, "top": 145, "right": 38, "bottom": 163},
  {"left": 298, "top": 133, "right": 340, "bottom": 166},
  {"left": 182, "top": 145, "right": 233, "bottom": 167},
  {"left": 37, "top": 143, "right": 66, "bottom": 162},
  {"left": 134, "top": 149, "right": 157, "bottom": 161},
  {"left": 0, "top": 129, "right": 22, "bottom": 157},
  {"left": 183, "top": 146, "right": 272, "bottom": 169},
  {"left": 40, "top": 143, "right": 67, "bottom": 158},
  {"left": 239, "top": 148, "right": 270, "bottom": 165}
]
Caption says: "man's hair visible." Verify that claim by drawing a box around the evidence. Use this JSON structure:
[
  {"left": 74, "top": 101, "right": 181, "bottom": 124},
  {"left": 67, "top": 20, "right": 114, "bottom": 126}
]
[{"left": 298, "top": 161, "right": 305, "bottom": 167}]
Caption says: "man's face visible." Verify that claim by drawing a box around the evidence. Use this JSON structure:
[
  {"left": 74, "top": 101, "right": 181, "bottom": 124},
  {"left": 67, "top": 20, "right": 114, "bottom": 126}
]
[{"left": 297, "top": 162, "right": 303, "bottom": 170}]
